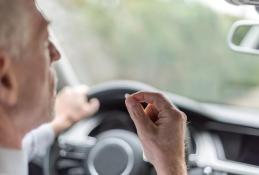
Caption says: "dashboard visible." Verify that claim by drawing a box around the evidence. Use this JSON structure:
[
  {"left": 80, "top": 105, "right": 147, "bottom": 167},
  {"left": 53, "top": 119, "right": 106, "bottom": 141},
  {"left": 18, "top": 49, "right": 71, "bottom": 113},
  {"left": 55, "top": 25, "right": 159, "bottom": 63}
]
[{"left": 29, "top": 80, "right": 259, "bottom": 175}]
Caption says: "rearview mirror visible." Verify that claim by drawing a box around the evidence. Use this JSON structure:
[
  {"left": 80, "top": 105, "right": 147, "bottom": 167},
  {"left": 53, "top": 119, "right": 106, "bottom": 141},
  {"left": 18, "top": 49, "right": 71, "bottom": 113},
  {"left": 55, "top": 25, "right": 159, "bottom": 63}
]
[{"left": 228, "top": 20, "right": 259, "bottom": 55}]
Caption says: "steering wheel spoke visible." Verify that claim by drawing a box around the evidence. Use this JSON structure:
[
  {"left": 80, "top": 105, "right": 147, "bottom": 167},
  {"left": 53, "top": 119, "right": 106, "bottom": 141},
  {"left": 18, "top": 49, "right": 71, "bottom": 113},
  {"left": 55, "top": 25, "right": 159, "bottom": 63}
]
[
  {"left": 58, "top": 135, "right": 96, "bottom": 157},
  {"left": 52, "top": 137, "right": 95, "bottom": 175}
]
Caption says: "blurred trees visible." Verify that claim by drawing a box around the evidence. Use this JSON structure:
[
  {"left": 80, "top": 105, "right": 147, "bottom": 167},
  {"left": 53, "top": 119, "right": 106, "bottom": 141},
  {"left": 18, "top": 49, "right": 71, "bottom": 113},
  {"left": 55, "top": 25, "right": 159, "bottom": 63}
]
[{"left": 57, "top": 0, "right": 259, "bottom": 106}]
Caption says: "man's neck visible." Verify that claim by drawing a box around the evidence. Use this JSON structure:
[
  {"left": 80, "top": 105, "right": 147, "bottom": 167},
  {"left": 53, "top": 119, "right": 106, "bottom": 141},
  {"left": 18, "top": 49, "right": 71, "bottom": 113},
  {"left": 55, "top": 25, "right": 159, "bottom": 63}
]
[{"left": 0, "top": 110, "right": 23, "bottom": 150}]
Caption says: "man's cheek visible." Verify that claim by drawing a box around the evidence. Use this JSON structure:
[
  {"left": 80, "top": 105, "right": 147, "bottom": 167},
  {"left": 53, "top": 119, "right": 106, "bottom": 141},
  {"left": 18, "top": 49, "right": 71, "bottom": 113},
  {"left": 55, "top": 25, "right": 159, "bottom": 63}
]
[{"left": 50, "top": 68, "right": 57, "bottom": 96}]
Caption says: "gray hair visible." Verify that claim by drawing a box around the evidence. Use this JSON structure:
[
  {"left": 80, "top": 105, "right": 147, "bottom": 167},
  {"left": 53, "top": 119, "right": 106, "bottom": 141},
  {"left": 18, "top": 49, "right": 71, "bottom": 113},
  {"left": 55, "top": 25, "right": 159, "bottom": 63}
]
[{"left": 0, "top": 0, "right": 27, "bottom": 58}]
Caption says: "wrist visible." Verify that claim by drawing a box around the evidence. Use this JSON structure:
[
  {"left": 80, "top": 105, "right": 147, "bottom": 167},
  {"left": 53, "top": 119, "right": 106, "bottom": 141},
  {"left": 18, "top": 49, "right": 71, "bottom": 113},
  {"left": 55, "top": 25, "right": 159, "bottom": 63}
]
[
  {"left": 50, "top": 121, "right": 62, "bottom": 135},
  {"left": 50, "top": 117, "right": 71, "bottom": 135},
  {"left": 151, "top": 148, "right": 186, "bottom": 175},
  {"left": 153, "top": 157, "right": 187, "bottom": 175}
]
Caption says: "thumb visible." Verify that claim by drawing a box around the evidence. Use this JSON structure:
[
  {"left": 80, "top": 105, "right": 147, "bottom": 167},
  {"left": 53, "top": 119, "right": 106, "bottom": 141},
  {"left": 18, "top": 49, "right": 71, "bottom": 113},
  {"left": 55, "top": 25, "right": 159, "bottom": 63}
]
[
  {"left": 125, "top": 95, "right": 155, "bottom": 136},
  {"left": 144, "top": 104, "right": 159, "bottom": 123}
]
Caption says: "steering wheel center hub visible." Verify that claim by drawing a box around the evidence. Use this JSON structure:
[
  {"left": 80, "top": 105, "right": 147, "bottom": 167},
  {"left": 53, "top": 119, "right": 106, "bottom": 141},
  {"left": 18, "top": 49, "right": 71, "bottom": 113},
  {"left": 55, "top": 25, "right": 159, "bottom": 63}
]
[{"left": 87, "top": 137, "right": 134, "bottom": 175}]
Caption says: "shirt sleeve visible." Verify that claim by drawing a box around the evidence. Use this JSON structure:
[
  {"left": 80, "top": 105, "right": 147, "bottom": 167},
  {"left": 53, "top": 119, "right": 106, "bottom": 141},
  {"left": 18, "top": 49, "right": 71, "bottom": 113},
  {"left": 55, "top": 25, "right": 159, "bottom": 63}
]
[{"left": 22, "top": 123, "right": 55, "bottom": 161}]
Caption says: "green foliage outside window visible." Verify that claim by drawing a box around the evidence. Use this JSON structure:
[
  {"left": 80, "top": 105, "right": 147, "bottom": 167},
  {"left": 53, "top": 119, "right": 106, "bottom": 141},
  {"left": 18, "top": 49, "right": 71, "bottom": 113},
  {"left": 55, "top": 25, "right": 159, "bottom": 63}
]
[{"left": 56, "top": 0, "right": 259, "bottom": 107}]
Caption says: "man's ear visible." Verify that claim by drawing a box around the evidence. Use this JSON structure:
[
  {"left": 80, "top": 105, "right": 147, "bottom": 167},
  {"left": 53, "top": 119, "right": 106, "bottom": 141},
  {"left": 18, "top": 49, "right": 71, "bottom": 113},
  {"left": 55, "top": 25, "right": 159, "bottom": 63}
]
[{"left": 0, "top": 50, "right": 18, "bottom": 106}]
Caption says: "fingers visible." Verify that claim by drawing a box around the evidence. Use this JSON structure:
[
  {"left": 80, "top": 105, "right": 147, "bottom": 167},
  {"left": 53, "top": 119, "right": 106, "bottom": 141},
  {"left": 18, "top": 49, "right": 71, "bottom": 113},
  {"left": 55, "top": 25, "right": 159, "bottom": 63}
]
[
  {"left": 131, "top": 91, "right": 177, "bottom": 112},
  {"left": 83, "top": 98, "right": 100, "bottom": 117},
  {"left": 74, "top": 85, "right": 89, "bottom": 101},
  {"left": 125, "top": 95, "right": 155, "bottom": 135},
  {"left": 57, "top": 85, "right": 100, "bottom": 120},
  {"left": 72, "top": 95, "right": 100, "bottom": 121},
  {"left": 74, "top": 85, "right": 89, "bottom": 94}
]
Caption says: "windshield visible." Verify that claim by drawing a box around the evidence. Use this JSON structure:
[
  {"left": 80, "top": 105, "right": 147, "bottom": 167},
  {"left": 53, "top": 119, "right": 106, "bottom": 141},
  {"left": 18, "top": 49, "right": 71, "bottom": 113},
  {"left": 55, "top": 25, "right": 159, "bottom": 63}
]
[{"left": 40, "top": 0, "right": 259, "bottom": 108}]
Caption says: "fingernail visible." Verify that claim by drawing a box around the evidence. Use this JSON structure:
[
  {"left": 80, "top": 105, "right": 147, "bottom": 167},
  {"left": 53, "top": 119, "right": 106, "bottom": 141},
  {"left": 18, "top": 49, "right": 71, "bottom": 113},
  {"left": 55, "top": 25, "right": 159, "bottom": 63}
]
[{"left": 125, "top": 93, "right": 130, "bottom": 98}]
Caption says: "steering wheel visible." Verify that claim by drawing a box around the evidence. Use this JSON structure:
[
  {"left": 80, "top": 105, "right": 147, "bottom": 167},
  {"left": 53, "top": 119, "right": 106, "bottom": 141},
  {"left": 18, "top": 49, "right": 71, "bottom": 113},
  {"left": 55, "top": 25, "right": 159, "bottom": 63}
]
[{"left": 44, "top": 81, "right": 190, "bottom": 175}]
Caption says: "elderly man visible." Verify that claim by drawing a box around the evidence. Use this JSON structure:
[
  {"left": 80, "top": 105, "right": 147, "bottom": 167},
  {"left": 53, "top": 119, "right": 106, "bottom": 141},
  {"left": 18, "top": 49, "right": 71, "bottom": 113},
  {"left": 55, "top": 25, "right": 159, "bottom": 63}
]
[
  {"left": 0, "top": 0, "right": 100, "bottom": 174},
  {"left": 0, "top": 0, "right": 187, "bottom": 175}
]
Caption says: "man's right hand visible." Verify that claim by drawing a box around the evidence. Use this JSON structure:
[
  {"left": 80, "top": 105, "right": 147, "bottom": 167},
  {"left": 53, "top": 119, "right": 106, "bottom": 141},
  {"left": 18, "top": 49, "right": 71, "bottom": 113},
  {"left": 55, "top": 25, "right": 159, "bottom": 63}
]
[
  {"left": 52, "top": 86, "right": 100, "bottom": 134},
  {"left": 125, "top": 91, "right": 187, "bottom": 175}
]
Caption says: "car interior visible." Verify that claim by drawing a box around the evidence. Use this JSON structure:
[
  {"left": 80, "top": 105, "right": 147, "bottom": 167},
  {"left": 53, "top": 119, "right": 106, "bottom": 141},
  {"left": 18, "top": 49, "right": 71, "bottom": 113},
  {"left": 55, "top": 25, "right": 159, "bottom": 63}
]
[{"left": 30, "top": 0, "right": 259, "bottom": 174}]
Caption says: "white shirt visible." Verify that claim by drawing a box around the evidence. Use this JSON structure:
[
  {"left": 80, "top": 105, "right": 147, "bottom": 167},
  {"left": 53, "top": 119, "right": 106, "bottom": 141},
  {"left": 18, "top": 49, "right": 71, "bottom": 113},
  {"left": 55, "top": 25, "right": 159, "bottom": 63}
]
[
  {"left": 0, "top": 124, "right": 55, "bottom": 175},
  {"left": 0, "top": 147, "right": 28, "bottom": 175},
  {"left": 22, "top": 124, "right": 55, "bottom": 161}
]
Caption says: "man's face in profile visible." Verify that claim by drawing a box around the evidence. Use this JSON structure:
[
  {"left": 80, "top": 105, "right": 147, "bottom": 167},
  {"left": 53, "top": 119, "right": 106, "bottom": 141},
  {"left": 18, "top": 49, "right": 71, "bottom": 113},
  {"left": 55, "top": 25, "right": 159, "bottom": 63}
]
[{"left": 12, "top": 0, "right": 61, "bottom": 133}]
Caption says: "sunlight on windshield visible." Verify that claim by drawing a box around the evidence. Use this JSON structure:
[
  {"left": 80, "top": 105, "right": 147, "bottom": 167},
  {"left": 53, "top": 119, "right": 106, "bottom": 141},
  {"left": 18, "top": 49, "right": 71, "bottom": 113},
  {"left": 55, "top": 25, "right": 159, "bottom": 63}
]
[{"left": 39, "top": 0, "right": 259, "bottom": 108}]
